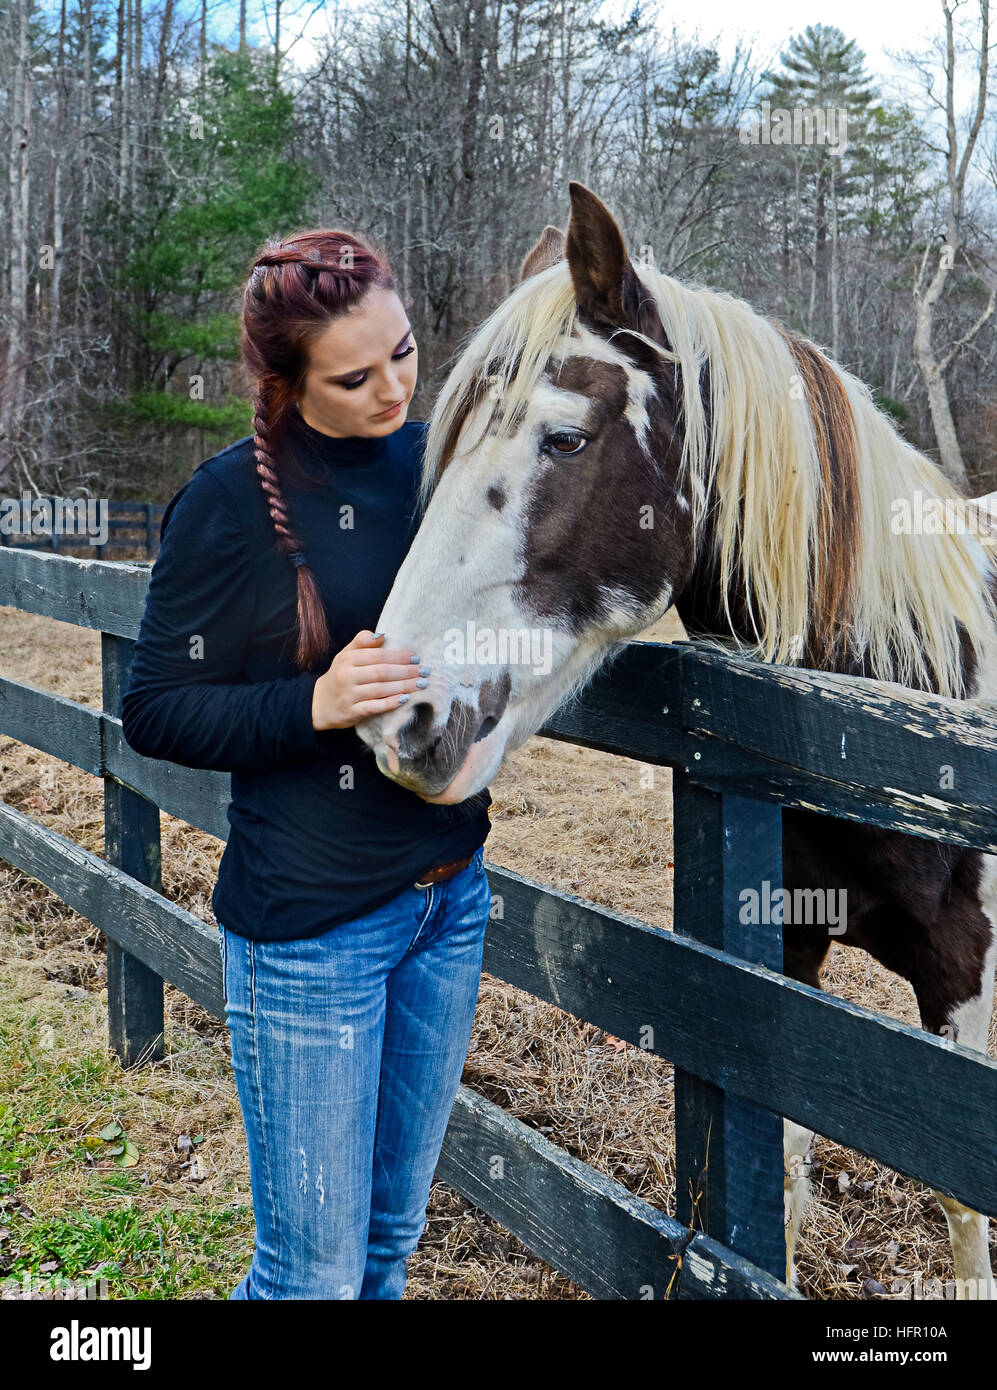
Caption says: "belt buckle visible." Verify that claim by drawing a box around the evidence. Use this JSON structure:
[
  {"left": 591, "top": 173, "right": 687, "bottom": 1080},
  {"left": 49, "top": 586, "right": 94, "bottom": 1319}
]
[{"left": 413, "top": 854, "right": 473, "bottom": 890}]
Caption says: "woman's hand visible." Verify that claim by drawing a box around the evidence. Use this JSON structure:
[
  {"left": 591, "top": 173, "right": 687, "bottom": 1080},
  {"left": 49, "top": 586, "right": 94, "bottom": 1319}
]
[{"left": 311, "top": 630, "right": 429, "bottom": 731}]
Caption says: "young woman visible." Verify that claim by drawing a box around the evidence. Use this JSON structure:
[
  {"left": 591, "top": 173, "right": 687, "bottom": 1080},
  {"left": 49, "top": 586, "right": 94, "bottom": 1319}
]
[{"left": 121, "top": 229, "right": 494, "bottom": 1299}]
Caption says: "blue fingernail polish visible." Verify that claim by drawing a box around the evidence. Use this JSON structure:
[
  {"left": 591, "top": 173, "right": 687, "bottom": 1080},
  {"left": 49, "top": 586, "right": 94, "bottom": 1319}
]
[
  {"left": 418, "top": 666, "right": 430, "bottom": 677},
  {"left": 409, "top": 655, "right": 421, "bottom": 663},
  {"left": 398, "top": 693, "right": 410, "bottom": 702},
  {"left": 416, "top": 677, "right": 429, "bottom": 688},
  {"left": 373, "top": 631, "right": 384, "bottom": 638}
]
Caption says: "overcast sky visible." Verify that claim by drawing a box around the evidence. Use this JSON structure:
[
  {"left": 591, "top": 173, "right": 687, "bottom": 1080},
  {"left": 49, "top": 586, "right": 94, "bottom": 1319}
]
[
  {"left": 223, "top": 0, "right": 974, "bottom": 112},
  {"left": 228, "top": 0, "right": 948, "bottom": 70},
  {"left": 670, "top": 0, "right": 948, "bottom": 79}
]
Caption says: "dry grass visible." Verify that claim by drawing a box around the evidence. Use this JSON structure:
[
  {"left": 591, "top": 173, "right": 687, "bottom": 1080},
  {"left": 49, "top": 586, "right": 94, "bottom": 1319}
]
[{"left": 0, "top": 593, "right": 994, "bottom": 1300}]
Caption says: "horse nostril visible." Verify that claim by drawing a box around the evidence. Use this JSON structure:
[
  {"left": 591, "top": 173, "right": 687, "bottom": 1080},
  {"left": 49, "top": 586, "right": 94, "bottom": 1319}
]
[
  {"left": 399, "top": 698, "right": 437, "bottom": 752},
  {"left": 473, "top": 715, "right": 498, "bottom": 743}
]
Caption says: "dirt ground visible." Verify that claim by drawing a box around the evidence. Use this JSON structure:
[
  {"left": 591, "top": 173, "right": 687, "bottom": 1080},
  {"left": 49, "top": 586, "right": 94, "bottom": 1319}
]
[{"left": 0, "top": 584, "right": 994, "bottom": 1300}]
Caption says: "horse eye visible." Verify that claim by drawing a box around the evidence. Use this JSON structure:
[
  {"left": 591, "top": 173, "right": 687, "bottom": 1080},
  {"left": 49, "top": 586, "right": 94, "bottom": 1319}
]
[{"left": 543, "top": 431, "right": 587, "bottom": 455}]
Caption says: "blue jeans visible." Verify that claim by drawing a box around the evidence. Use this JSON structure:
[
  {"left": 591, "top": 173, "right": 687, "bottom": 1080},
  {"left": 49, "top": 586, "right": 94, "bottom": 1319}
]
[{"left": 216, "top": 845, "right": 491, "bottom": 1299}]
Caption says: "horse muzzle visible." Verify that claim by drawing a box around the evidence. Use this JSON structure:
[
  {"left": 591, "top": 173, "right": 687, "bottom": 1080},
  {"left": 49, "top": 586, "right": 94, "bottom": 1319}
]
[{"left": 356, "top": 668, "right": 513, "bottom": 802}]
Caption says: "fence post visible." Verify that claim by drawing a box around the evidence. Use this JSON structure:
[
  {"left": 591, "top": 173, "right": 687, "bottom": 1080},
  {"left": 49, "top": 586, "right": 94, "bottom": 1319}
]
[
  {"left": 95, "top": 501, "right": 109, "bottom": 562},
  {"left": 144, "top": 502, "right": 154, "bottom": 559},
  {"left": 101, "top": 632, "right": 165, "bottom": 1067},
  {"left": 672, "top": 773, "right": 788, "bottom": 1282}
]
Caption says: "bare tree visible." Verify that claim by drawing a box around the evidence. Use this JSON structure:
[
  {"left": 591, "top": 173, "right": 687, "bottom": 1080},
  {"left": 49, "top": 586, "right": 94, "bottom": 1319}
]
[
  {"left": 911, "top": 0, "right": 993, "bottom": 489},
  {"left": 1, "top": 0, "right": 33, "bottom": 480}
]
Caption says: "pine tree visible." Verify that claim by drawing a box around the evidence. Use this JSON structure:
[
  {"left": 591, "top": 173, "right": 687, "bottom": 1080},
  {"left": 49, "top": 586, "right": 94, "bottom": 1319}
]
[{"left": 762, "top": 24, "right": 876, "bottom": 354}]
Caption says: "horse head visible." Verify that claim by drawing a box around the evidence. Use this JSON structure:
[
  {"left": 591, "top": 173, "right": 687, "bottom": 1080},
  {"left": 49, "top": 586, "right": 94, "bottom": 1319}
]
[{"left": 353, "top": 183, "right": 696, "bottom": 801}]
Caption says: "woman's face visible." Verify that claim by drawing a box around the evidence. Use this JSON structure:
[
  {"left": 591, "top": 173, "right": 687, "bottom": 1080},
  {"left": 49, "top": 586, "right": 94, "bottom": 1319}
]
[{"left": 297, "top": 287, "right": 419, "bottom": 437}]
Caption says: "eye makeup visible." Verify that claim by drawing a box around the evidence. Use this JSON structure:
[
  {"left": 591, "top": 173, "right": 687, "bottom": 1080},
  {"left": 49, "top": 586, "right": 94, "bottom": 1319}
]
[{"left": 335, "top": 331, "right": 416, "bottom": 390}]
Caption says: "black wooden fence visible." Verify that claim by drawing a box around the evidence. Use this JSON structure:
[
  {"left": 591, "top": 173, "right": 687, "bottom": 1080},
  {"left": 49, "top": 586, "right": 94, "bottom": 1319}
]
[
  {"left": 2, "top": 546, "right": 996, "bottom": 1300},
  {"left": 0, "top": 499, "right": 166, "bottom": 560}
]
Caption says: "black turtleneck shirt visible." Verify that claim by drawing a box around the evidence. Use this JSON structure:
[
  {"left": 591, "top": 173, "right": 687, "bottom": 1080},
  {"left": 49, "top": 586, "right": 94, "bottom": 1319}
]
[{"left": 120, "top": 407, "right": 492, "bottom": 942}]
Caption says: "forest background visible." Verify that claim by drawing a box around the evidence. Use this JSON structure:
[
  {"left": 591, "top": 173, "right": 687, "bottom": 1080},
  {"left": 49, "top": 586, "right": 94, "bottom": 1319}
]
[{"left": 3, "top": 0, "right": 997, "bottom": 503}]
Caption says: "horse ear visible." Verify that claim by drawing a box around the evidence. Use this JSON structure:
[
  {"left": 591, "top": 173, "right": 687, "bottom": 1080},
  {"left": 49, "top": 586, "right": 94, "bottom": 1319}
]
[
  {"left": 565, "top": 181, "right": 634, "bottom": 327},
  {"left": 519, "top": 225, "right": 566, "bottom": 282}
]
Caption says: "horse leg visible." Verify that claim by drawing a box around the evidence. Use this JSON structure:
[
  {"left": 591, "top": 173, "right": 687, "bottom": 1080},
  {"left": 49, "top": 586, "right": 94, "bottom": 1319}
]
[
  {"left": 781, "top": 925, "right": 829, "bottom": 1291},
  {"left": 919, "top": 929, "right": 997, "bottom": 1301},
  {"left": 784, "top": 1118, "right": 816, "bottom": 1291},
  {"left": 908, "top": 858, "right": 997, "bottom": 1301}
]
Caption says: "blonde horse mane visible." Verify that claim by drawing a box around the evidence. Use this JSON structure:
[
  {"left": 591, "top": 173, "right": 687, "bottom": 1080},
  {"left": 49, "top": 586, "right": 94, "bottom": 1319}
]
[{"left": 419, "top": 258, "right": 996, "bottom": 698}]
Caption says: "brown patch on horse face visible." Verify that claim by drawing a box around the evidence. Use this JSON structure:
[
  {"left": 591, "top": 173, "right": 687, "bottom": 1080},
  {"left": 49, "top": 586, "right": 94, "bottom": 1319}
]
[
  {"left": 512, "top": 352, "right": 695, "bottom": 635},
  {"left": 779, "top": 328, "right": 862, "bottom": 668}
]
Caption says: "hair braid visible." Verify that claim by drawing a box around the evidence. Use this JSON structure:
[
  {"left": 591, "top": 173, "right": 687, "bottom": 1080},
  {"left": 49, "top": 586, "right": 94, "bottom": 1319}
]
[{"left": 251, "top": 378, "right": 332, "bottom": 671}]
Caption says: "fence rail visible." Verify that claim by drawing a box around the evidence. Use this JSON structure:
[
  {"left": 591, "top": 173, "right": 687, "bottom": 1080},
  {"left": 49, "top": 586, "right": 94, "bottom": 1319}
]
[
  {"left": 0, "top": 498, "right": 166, "bottom": 560},
  {"left": 2, "top": 546, "right": 996, "bottom": 1299}
]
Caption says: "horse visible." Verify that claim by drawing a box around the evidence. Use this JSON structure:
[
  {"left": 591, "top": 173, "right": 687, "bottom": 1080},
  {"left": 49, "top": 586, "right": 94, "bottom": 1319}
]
[{"left": 353, "top": 181, "right": 997, "bottom": 1298}]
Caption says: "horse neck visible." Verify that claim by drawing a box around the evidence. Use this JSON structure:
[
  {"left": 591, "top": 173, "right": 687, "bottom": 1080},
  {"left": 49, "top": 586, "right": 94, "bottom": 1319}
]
[
  {"left": 671, "top": 503, "right": 986, "bottom": 696},
  {"left": 672, "top": 502, "right": 759, "bottom": 653}
]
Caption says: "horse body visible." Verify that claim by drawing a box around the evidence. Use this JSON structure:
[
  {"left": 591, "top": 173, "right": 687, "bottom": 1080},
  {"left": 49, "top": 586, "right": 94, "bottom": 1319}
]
[
  {"left": 354, "top": 183, "right": 996, "bottom": 1297},
  {"left": 776, "top": 814, "right": 997, "bottom": 1294}
]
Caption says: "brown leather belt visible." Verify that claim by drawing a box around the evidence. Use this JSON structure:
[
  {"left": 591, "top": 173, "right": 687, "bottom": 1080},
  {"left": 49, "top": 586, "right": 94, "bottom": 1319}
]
[{"left": 413, "top": 854, "right": 474, "bottom": 890}]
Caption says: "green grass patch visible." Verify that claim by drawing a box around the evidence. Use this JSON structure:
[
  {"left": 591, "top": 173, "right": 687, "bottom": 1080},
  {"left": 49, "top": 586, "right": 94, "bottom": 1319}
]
[{"left": 0, "top": 939, "right": 253, "bottom": 1300}]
